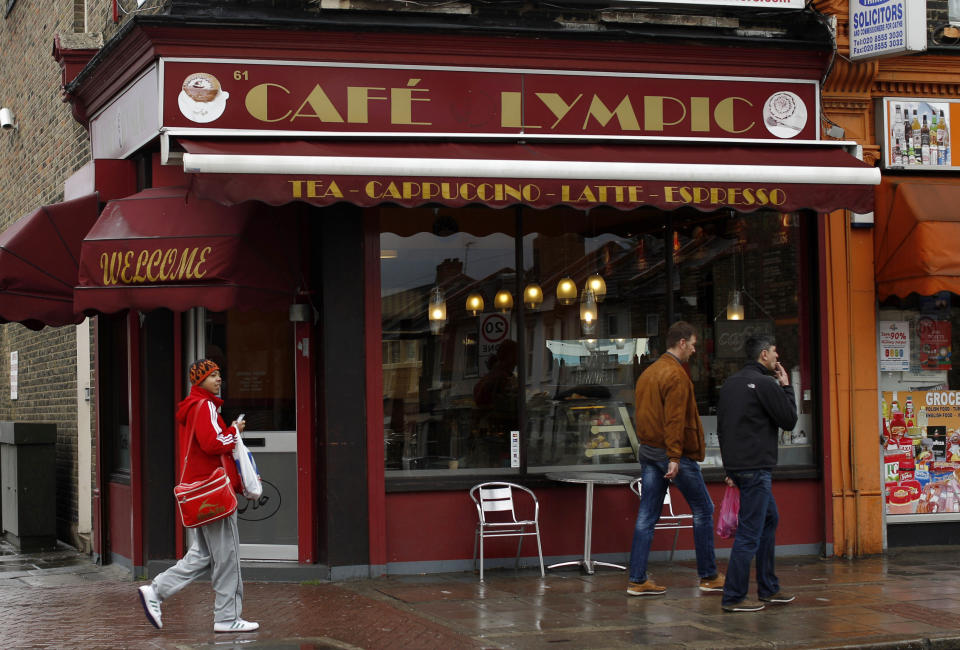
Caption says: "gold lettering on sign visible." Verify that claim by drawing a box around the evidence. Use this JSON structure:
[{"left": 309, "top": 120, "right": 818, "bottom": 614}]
[
  {"left": 288, "top": 180, "right": 344, "bottom": 199},
  {"left": 500, "top": 92, "right": 541, "bottom": 129},
  {"left": 390, "top": 79, "right": 432, "bottom": 126},
  {"left": 643, "top": 96, "right": 686, "bottom": 131},
  {"left": 347, "top": 86, "right": 388, "bottom": 123},
  {"left": 535, "top": 93, "right": 583, "bottom": 130},
  {"left": 97, "top": 247, "right": 213, "bottom": 286},
  {"left": 245, "top": 83, "right": 292, "bottom": 122},
  {"left": 663, "top": 186, "right": 786, "bottom": 207},
  {"left": 292, "top": 85, "right": 344, "bottom": 123},
  {"left": 714, "top": 97, "right": 754, "bottom": 134},
  {"left": 582, "top": 96, "right": 640, "bottom": 131}
]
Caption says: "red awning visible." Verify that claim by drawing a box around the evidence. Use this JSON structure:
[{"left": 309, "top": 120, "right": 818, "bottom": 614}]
[
  {"left": 75, "top": 187, "right": 301, "bottom": 315},
  {"left": 0, "top": 194, "right": 99, "bottom": 330},
  {"left": 875, "top": 178, "right": 960, "bottom": 300},
  {"left": 179, "top": 139, "right": 879, "bottom": 214}
]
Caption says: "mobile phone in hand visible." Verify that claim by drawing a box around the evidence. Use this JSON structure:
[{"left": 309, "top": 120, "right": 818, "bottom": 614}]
[{"left": 237, "top": 413, "right": 245, "bottom": 423}]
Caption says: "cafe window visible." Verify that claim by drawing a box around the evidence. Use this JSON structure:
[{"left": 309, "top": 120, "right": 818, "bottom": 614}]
[{"left": 381, "top": 206, "right": 818, "bottom": 479}]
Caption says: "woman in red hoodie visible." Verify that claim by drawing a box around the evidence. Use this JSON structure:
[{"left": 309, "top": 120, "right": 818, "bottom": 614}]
[{"left": 137, "top": 359, "right": 259, "bottom": 633}]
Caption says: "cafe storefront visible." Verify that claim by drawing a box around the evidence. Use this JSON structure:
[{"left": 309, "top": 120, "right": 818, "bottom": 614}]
[{"left": 52, "top": 17, "right": 879, "bottom": 577}]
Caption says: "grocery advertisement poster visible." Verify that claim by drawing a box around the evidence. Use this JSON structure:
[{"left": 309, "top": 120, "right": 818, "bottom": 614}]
[
  {"left": 916, "top": 317, "right": 952, "bottom": 370},
  {"left": 879, "top": 321, "right": 910, "bottom": 371},
  {"left": 882, "top": 390, "right": 960, "bottom": 516}
]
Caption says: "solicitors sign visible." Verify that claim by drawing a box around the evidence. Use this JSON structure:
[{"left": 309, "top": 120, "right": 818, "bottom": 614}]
[
  {"left": 849, "top": 0, "right": 926, "bottom": 61},
  {"left": 160, "top": 58, "right": 820, "bottom": 141}
]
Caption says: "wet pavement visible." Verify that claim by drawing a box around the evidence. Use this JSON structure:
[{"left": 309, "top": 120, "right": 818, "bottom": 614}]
[{"left": 2, "top": 542, "right": 960, "bottom": 648}]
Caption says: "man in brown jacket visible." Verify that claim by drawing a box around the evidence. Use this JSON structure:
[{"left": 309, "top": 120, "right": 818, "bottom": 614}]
[{"left": 627, "top": 320, "right": 724, "bottom": 596}]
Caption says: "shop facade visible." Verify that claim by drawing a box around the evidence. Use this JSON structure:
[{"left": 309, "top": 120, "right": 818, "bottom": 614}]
[
  {"left": 809, "top": 0, "right": 960, "bottom": 551},
  {"left": 40, "top": 9, "right": 885, "bottom": 577}
]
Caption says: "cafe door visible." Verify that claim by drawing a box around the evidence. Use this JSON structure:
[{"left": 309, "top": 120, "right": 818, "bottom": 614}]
[{"left": 186, "top": 308, "right": 299, "bottom": 560}]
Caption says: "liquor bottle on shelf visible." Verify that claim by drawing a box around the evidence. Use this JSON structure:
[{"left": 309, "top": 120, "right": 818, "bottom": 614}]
[
  {"left": 912, "top": 109, "right": 922, "bottom": 164},
  {"left": 931, "top": 112, "right": 940, "bottom": 165},
  {"left": 940, "top": 109, "right": 950, "bottom": 166},
  {"left": 904, "top": 114, "right": 914, "bottom": 164},
  {"left": 921, "top": 114, "right": 931, "bottom": 165},
  {"left": 893, "top": 104, "right": 904, "bottom": 161},
  {"left": 893, "top": 138, "right": 903, "bottom": 166}
]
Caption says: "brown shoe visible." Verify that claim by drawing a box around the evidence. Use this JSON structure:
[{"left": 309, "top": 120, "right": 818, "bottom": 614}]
[
  {"left": 699, "top": 572, "right": 725, "bottom": 592},
  {"left": 626, "top": 579, "right": 667, "bottom": 596},
  {"left": 722, "top": 599, "right": 765, "bottom": 612}
]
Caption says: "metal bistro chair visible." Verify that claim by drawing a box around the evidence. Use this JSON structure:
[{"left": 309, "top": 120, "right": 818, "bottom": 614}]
[
  {"left": 469, "top": 482, "right": 545, "bottom": 581},
  {"left": 629, "top": 477, "right": 694, "bottom": 561}
]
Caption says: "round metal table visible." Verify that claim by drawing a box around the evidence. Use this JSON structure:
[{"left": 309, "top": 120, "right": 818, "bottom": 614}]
[{"left": 545, "top": 471, "right": 634, "bottom": 574}]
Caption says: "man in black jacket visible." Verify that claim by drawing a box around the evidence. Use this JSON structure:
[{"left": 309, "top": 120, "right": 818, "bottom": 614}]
[{"left": 717, "top": 335, "right": 798, "bottom": 613}]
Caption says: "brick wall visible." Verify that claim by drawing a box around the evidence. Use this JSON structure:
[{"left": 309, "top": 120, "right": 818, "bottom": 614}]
[{"left": 0, "top": 0, "right": 144, "bottom": 550}]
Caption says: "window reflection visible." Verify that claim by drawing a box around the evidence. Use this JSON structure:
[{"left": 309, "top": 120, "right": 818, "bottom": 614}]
[{"left": 381, "top": 207, "right": 816, "bottom": 477}]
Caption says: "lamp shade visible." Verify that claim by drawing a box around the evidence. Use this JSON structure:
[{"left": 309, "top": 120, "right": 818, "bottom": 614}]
[
  {"left": 586, "top": 274, "right": 607, "bottom": 302},
  {"left": 428, "top": 287, "right": 447, "bottom": 333},
  {"left": 524, "top": 283, "right": 543, "bottom": 310},
  {"left": 494, "top": 289, "right": 514, "bottom": 312},
  {"left": 557, "top": 276, "right": 577, "bottom": 305},
  {"left": 726, "top": 290, "right": 744, "bottom": 321},
  {"left": 465, "top": 291, "right": 484, "bottom": 316},
  {"left": 580, "top": 287, "right": 598, "bottom": 335}
]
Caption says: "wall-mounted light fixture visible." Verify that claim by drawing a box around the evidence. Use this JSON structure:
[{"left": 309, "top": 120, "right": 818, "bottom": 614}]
[
  {"left": 428, "top": 287, "right": 447, "bottom": 333},
  {"left": 524, "top": 283, "right": 543, "bottom": 310},
  {"left": 465, "top": 291, "right": 484, "bottom": 316},
  {"left": 0, "top": 108, "right": 17, "bottom": 131}
]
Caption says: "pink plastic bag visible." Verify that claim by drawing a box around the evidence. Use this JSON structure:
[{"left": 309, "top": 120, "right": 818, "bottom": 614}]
[{"left": 716, "top": 485, "right": 740, "bottom": 539}]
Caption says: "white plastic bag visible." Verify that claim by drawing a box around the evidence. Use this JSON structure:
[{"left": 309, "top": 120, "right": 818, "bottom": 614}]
[{"left": 233, "top": 435, "right": 262, "bottom": 499}]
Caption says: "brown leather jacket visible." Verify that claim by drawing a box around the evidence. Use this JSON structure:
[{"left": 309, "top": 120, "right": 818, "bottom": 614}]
[{"left": 633, "top": 352, "right": 705, "bottom": 462}]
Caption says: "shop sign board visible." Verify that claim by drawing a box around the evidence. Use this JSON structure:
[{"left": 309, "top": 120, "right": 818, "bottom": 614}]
[
  {"left": 849, "top": 0, "right": 926, "bottom": 61},
  {"left": 160, "top": 58, "right": 819, "bottom": 141},
  {"left": 878, "top": 97, "right": 958, "bottom": 169},
  {"left": 879, "top": 320, "right": 910, "bottom": 371},
  {"left": 882, "top": 390, "right": 960, "bottom": 517}
]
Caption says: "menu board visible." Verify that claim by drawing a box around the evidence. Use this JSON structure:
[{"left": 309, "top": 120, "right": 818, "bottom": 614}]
[
  {"left": 879, "top": 98, "right": 959, "bottom": 170},
  {"left": 882, "top": 390, "right": 960, "bottom": 517}
]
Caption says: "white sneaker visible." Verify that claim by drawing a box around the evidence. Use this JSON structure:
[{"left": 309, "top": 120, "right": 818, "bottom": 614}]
[
  {"left": 214, "top": 619, "right": 260, "bottom": 633},
  {"left": 137, "top": 584, "right": 162, "bottom": 629}
]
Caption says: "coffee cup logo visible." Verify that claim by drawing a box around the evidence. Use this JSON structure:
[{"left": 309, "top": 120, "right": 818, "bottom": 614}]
[{"left": 178, "top": 72, "right": 229, "bottom": 123}]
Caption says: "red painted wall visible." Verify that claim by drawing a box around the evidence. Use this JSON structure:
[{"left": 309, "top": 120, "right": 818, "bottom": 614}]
[{"left": 385, "top": 480, "right": 823, "bottom": 563}]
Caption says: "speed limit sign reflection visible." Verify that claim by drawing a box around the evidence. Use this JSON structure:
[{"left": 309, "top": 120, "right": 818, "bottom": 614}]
[{"left": 479, "top": 313, "right": 510, "bottom": 369}]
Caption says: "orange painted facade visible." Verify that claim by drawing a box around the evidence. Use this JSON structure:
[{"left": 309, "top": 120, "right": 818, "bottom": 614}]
[{"left": 818, "top": 0, "right": 960, "bottom": 556}]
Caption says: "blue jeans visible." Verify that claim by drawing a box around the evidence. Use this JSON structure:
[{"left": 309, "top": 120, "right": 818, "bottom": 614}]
[
  {"left": 629, "top": 456, "right": 717, "bottom": 583},
  {"left": 722, "top": 469, "right": 779, "bottom": 605}
]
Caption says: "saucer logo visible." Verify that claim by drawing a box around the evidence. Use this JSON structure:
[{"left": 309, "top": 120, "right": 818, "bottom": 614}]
[
  {"left": 178, "top": 72, "right": 229, "bottom": 123},
  {"left": 763, "top": 91, "right": 807, "bottom": 139}
]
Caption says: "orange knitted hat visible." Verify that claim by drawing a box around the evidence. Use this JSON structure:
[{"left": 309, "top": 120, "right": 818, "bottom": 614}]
[{"left": 189, "top": 359, "right": 220, "bottom": 386}]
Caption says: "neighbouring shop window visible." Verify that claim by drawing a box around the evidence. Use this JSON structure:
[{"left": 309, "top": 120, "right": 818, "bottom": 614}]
[
  {"left": 202, "top": 310, "right": 296, "bottom": 431},
  {"left": 381, "top": 206, "right": 818, "bottom": 478},
  {"left": 879, "top": 292, "right": 960, "bottom": 518}
]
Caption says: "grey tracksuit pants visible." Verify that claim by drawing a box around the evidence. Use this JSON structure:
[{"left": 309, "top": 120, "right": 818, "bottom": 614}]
[{"left": 152, "top": 512, "right": 243, "bottom": 623}]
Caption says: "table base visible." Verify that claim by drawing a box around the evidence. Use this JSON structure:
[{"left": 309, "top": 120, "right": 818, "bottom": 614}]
[{"left": 547, "top": 559, "right": 626, "bottom": 575}]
